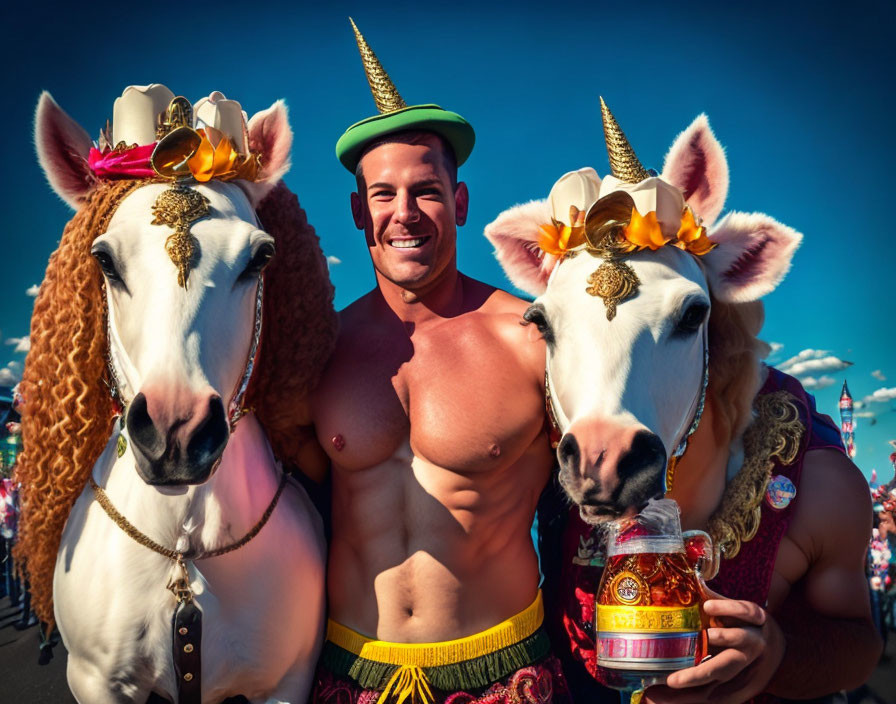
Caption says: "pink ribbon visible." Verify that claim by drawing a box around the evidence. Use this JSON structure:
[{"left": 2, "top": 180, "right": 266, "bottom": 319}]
[{"left": 88, "top": 143, "right": 157, "bottom": 179}]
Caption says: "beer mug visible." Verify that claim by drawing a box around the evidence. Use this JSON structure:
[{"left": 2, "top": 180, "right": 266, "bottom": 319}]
[{"left": 594, "top": 499, "right": 718, "bottom": 702}]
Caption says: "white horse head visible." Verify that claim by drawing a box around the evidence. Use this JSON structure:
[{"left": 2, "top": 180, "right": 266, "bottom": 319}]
[
  {"left": 487, "top": 108, "right": 801, "bottom": 523},
  {"left": 34, "top": 90, "right": 293, "bottom": 485},
  {"left": 19, "top": 89, "right": 334, "bottom": 701}
]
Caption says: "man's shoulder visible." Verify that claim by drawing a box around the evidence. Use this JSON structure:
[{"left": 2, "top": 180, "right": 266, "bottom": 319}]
[
  {"left": 788, "top": 448, "right": 872, "bottom": 565},
  {"left": 473, "top": 280, "right": 532, "bottom": 316},
  {"left": 336, "top": 290, "right": 388, "bottom": 337}
]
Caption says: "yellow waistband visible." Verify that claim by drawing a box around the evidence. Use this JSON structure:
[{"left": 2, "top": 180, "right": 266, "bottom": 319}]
[{"left": 326, "top": 591, "right": 543, "bottom": 667}]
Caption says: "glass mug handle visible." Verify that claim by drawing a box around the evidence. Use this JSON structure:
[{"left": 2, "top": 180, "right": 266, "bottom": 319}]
[{"left": 682, "top": 530, "right": 719, "bottom": 582}]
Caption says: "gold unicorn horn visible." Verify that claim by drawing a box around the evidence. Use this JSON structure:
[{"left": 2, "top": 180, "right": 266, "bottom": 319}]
[
  {"left": 350, "top": 18, "right": 407, "bottom": 114},
  {"left": 600, "top": 97, "right": 650, "bottom": 184}
]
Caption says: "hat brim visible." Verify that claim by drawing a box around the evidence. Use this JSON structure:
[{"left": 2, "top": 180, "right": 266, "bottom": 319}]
[{"left": 336, "top": 104, "right": 475, "bottom": 172}]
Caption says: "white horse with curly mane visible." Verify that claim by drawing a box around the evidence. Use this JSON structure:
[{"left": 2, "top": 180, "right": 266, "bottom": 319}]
[
  {"left": 485, "top": 102, "right": 801, "bottom": 521},
  {"left": 20, "top": 85, "right": 334, "bottom": 703}
]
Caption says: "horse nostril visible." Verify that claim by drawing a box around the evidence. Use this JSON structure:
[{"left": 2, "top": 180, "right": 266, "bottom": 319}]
[
  {"left": 126, "top": 392, "right": 165, "bottom": 460},
  {"left": 618, "top": 431, "right": 666, "bottom": 479},
  {"left": 557, "top": 434, "right": 581, "bottom": 473},
  {"left": 186, "top": 396, "right": 228, "bottom": 469}
]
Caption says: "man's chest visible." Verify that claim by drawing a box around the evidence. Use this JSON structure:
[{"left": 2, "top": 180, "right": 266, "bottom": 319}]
[{"left": 312, "top": 318, "right": 545, "bottom": 473}]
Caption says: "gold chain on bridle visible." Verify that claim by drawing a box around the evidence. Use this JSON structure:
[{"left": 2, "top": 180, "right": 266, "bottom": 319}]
[{"left": 89, "top": 473, "right": 288, "bottom": 601}]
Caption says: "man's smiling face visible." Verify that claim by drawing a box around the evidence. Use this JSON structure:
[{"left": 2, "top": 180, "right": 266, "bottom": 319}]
[{"left": 352, "top": 133, "right": 468, "bottom": 292}]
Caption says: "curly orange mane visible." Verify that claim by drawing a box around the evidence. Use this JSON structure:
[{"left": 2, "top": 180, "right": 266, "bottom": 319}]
[
  {"left": 247, "top": 182, "right": 338, "bottom": 463},
  {"left": 14, "top": 180, "right": 140, "bottom": 624},
  {"left": 15, "top": 179, "right": 337, "bottom": 625}
]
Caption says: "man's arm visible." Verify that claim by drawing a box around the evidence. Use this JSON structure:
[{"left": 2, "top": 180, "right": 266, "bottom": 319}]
[
  {"left": 264, "top": 397, "right": 331, "bottom": 484},
  {"left": 646, "top": 449, "right": 881, "bottom": 703},
  {"left": 765, "top": 448, "right": 882, "bottom": 696}
]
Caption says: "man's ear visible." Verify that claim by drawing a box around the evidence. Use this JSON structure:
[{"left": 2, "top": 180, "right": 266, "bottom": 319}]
[
  {"left": 455, "top": 182, "right": 469, "bottom": 227},
  {"left": 350, "top": 191, "right": 364, "bottom": 230}
]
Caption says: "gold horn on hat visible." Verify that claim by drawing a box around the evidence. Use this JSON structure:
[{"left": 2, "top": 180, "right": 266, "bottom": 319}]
[
  {"left": 350, "top": 18, "right": 407, "bottom": 114},
  {"left": 600, "top": 97, "right": 650, "bottom": 184}
]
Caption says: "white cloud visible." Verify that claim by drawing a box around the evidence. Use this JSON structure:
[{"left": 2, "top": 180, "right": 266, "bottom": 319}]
[
  {"left": 782, "top": 356, "right": 852, "bottom": 376},
  {"left": 872, "top": 370, "right": 887, "bottom": 381},
  {"left": 767, "top": 342, "right": 784, "bottom": 356},
  {"left": 0, "top": 363, "right": 21, "bottom": 386},
  {"left": 862, "top": 387, "right": 896, "bottom": 405},
  {"left": 25, "top": 284, "right": 39, "bottom": 297},
  {"left": 800, "top": 375, "right": 836, "bottom": 390},
  {"left": 5, "top": 336, "right": 30, "bottom": 353},
  {"left": 855, "top": 411, "right": 876, "bottom": 418},
  {"left": 779, "top": 349, "right": 827, "bottom": 368},
  {"left": 326, "top": 255, "right": 342, "bottom": 268}
]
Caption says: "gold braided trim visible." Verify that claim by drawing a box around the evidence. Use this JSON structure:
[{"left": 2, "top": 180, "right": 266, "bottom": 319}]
[
  {"left": 596, "top": 605, "right": 701, "bottom": 634},
  {"left": 326, "top": 591, "right": 544, "bottom": 667},
  {"left": 89, "top": 470, "right": 288, "bottom": 560},
  {"left": 706, "top": 390, "right": 804, "bottom": 559}
]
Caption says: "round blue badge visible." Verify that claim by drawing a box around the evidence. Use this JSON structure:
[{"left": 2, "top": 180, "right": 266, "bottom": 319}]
[{"left": 766, "top": 474, "right": 797, "bottom": 510}]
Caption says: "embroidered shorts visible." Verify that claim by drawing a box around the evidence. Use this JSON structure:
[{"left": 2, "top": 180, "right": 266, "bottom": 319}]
[{"left": 311, "top": 592, "right": 571, "bottom": 704}]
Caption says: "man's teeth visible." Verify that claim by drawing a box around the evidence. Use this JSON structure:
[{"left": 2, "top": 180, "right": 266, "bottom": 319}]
[{"left": 390, "top": 238, "right": 426, "bottom": 248}]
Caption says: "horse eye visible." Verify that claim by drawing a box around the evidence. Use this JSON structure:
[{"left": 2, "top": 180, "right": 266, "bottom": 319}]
[
  {"left": 91, "top": 248, "right": 122, "bottom": 283},
  {"left": 673, "top": 302, "right": 709, "bottom": 337},
  {"left": 239, "top": 242, "right": 275, "bottom": 281},
  {"left": 523, "top": 305, "right": 554, "bottom": 345}
]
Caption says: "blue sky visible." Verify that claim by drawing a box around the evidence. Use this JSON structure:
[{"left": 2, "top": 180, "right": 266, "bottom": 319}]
[{"left": 1, "top": 0, "right": 894, "bottom": 480}]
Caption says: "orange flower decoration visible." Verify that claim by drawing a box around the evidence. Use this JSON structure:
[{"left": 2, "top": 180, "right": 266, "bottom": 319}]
[
  {"left": 673, "top": 207, "right": 717, "bottom": 256},
  {"left": 537, "top": 206, "right": 587, "bottom": 258},
  {"left": 187, "top": 128, "right": 260, "bottom": 182},
  {"left": 622, "top": 208, "right": 671, "bottom": 251},
  {"left": 538, "top": 221, "right": 586, "bottom": 257},
  {"left": 617, "top": 206, "right": 716, "bottom": 257}
]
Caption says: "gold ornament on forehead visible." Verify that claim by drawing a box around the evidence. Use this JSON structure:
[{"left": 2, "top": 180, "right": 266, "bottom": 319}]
[
  {"left": 582, "top": 191, "right": 643, "bottom": 320},
  {"left": 151, "top": 186, "right": 210, "bottom": 289},
  {"left": 586, "top": 260, "right": 640, "bottom": 321}
]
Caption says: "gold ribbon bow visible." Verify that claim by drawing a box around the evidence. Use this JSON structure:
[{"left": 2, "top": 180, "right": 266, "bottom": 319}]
[{"left": 187, "top": 128, "right": 260, "bottom": 183}]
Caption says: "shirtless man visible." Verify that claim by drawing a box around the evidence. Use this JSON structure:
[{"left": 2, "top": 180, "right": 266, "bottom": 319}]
[{"left": 307, "top": 24, "right": 567, "bottom": 704}]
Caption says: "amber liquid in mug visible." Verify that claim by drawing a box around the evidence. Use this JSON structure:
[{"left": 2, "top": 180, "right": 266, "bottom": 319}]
[{"left": 595, "top": 550, "right": 706, "bottom": 691}]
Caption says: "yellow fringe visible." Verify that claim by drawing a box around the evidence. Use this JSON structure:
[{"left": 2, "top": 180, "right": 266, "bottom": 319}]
[{"left": 327, "top": 591, "right": 544, "bottom": 668}]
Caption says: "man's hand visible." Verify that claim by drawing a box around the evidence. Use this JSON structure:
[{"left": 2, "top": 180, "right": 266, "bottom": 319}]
[{"left": 643, "top": 590, "right": 785, "bottom": 704}]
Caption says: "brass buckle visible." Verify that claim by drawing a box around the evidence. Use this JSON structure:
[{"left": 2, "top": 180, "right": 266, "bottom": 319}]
[{"left": 167, "top": 556, "right": 194, "bottom": 604}]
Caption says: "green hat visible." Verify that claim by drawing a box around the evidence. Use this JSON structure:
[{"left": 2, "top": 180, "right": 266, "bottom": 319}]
[{"left": 335, "top": 19, "right": 475, "bottom": 172}]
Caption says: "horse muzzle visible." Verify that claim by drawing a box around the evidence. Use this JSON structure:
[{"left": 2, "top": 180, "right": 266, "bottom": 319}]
[
  {"left": 126, "top": 391, "right": 230, "bottom": 485},
  {"left": 557, "top": 419, "right": 666, "bottom": 522}
]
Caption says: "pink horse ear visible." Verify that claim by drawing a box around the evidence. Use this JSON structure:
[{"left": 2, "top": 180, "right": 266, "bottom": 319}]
[
  {"left": 662, "top": 114, "right": 729, "bottom": 227},
  {"left": 242, "top": 99, "right": 293, "bottom": 207},
  {"left": 703, "top": 211, "right": 802, "bottom": 303},
  {"left": 34, "top": 91, "right": 94, "bottom": 209},
  {"left": 484, "top": 199, "right": 555, "bottom": 297}
]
